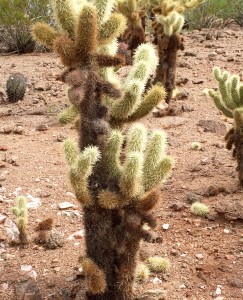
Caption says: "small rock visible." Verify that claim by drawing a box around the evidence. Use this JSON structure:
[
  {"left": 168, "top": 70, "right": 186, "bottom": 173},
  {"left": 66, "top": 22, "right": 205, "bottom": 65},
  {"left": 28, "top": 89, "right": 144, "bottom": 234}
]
[
  {"left": 223, "top": 229, "right": 230, "bottom": 234},
  {"left": 34, "top": 81, "right": 50, "bottom": 91},
  {"left": 195, "top": 253, "right": 204, "bottom": 259},
  {"left": 65, "top": 275, "right": 77, "bottom": 282},
  {"left": 182, "top": 104, "right": 194, "bottom": 112},
  {"left": 13, "top": 126, "right": 24, "bottom": 135},
  {"left": 58, "top": 201, "right": 76, "bottom": 210},
  {"left": 228, "top": 279, "right": 243, "bottom": 288},
  {"left": 184, "top": 51, "right": 197, "bottom": 57},
  {"left": 162, "top": 224, "right": 169, "bottom": 230},
  {"left": 176, "top": 78, "right": 189, "bottom": 86},
  {"left": 169, "top": 202, "right": 185, "bottom": 211},
  {"left": 157, "top": 117, "right": 186, "bottom": 129},
  {"left": 14, "top": 281, "right": 42, "bottom": 300},
  {"left": 176, "top": 91, "right": 189, "bottom": 100},
  {"left": 227, "top": 56, "right": 235, "bottom": 62},
  {"left": 36, "top": 124, "right": 48, "bottom": 131},
  {"left": 0, "top": 146, "right": 8, "bottom": 151},
  {"left": 46, "top": 229, "right": 64, "bottom": 249},
  {"left": 152, "top": 277, "right": 162, "bottom": 285},
  {"left": 197, "top": 120, "right": 226, "bottom": 135},
  {"left": 204, "top": 185, "right": 226, "bottom": 197},
  {"left": 3, "top": 124, "right": 15, "bottom": 134},
  {"left": 214, "top": 199, "right": 243, "bottom": 220},
  {"left": 215, "top": 285, "right": 222, "bottom": 296},
  {"left": 136, "top": 289, "right": 167, "bottom": 300},
  {"left": 186, "top": 192, "right": 202, "bottom": 204},
  {"left": 192, "top": 79, "right": 204, "bottom": 84},
  {"left": 56, "top": 134, "right": 66, "bottom": 142}
]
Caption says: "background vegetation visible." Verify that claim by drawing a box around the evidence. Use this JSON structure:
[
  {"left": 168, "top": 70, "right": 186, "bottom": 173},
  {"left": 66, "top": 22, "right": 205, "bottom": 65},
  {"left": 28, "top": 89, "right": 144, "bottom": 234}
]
[
  {"left": 0, "top": 0, "right": 52, "bottom": 53},
  {"left": 185, "top": 0, "right": 243, "bottom": 29}
]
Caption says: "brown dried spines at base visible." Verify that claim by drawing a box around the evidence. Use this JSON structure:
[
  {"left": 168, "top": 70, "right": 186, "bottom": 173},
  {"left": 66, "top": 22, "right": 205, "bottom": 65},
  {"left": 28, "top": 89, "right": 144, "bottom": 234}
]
[
  {"left": 35, "top": 230, "right": 49, "bottom": 244},
  {"left": 35, "top": 218, "right": 54, "bottom": 231},
  {"left": 137, "top": 189, "right": 160, "bottom": 212},
  {"left": 225, "top": 127, "right": 235, "bottom": 150},
  {"left": 81, "top": 257, "right": 107, "bottom": 294},
  {"left": 98, "top": 190, "right": 128, "bottom": 209},
  {"left": 19, "top": 226, "right": 28, "bottom": 245}
]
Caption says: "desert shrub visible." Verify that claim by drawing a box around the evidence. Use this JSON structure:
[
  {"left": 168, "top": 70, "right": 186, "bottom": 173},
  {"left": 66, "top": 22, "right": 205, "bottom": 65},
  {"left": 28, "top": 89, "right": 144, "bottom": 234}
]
[
  {"left": 0, "top": 0, "right": 52, "bottom": 53},
  {"left": 185, "top": 0, "right": 243, "bottom": 29}
]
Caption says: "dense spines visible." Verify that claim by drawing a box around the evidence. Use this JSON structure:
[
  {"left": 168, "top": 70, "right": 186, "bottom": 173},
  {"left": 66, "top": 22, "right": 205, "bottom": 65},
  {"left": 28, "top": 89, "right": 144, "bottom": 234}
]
[
  {"left": 75, "top": 6, "right": 98, "bottom": 64},
  {"left": 11, "top": 196, "right": 28, "bottom": 244},
  {"left": 82, "top": 257, "right": 107, "bottom": 294},
  {"left": 99, "top": 13, "right": 127, "bottom": 45},
  {"left": 208, "top": 67, "right": 243, "bottom": 186},
  {"left": 105, "top": 130, "right": 124, "bottom": 178},
  {"left": 208, "top": 67, "right": 243, "bottom": 122},
  {"left": 63, "top": 139, "right": 100, "bottom": 206},
  {"left": 52, "top": 0, "right": 76, "bottom": 36},
  {"left": 110, "top": 43, "right": 164, "bottom": 122},
  {"left": 59, "top": 105, "right": 79, "bottom": 124},
  {"left": 31, "top": 22, "right": 59, "bottom": 48},
  {"left": 32, "top": 0, "right": 173, "bottom": 298},
  {"left": 157, "top": 11, "right": 184, "bottom": 36},
  {"left": 105, "top": 124, "right": 173, "bottom": 201}
]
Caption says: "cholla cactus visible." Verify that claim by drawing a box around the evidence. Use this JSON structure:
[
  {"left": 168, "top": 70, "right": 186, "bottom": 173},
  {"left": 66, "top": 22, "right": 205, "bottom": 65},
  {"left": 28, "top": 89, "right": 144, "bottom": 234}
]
[
  {"left": 11, "top": 196, "right": 28, "bottom": 244},
  {"left": 143, "top": 0, "right": 203, "bottom": 104},
  {"left": 117, "top": 0, "right": 146, "bottom": 53},
  {"left": 207, "top": 67, "right": 243, "bottom": 186},
  {"left": 32, "top": 1, "right": 171, "bottom": 299}
]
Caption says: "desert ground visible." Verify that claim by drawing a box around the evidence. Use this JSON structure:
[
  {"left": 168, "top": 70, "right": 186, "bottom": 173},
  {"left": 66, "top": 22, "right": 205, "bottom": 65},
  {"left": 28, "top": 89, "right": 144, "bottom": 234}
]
[{"left": 0, "top": 26, "right": 243, "bottom": 300}]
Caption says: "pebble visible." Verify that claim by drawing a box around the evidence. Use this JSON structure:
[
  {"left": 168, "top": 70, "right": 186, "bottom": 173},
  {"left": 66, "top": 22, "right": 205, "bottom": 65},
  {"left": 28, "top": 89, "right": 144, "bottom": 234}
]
[
  {"left": 195, "top": 253, "right": 204, "bottom": 259},
  {"left": 58, "top": 201, "right": 76, "bottom": 210},
  {"left": 162, "top": 224, "right": 170, "bottom": 230},
  {"left": 152, "top": 277, "right": 162, "bottom": 285},
  {"left": 223, "top": 229, "right": 230, "bottom": 234}
]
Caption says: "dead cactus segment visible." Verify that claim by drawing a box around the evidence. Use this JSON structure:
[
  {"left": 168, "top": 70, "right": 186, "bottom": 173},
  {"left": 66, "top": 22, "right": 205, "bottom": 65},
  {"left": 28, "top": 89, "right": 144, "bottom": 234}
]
[{"left": 82, "top": 257, "right": 107, "bottom": 294}]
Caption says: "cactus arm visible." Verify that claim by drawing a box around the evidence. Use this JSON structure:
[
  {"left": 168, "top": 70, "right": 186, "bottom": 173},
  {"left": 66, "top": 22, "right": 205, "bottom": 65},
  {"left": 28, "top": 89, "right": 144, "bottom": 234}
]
[
  {"left": 31, "top": 22, "right": 59, "bottom": 48},
  {"left": 110, "top": 44, "right": 159, "bottom": 120},
  {"left": 75, "top": 6, "right": 98, "bottom": 64},
  {"left": 125, "top": 85, "right": 166, "bottom": 122},
  {"left": 59, "top": 104, "right": 79, "bottom": 124},
  {"left": 120, "top": 152, "right": 143, "bottom": 198},
  {"left": 94, "top": 0, "right": 116, "bottom": 23},
  {"left": 208, "top": 89, "right": 233, "bottom": 118},
  {"left": 126, "top": 124, "right": 147, "bottom": 153},
  {"left": 52, "top": 0, "right": 76, "bottom": 36},
  {"left": 143, "top": 156, "right": 173, "bottom": 191},
  {"left": 105, "top": 130, "right": 124, "bottom": 178},
  {"left": 99, "top": 13, "right": 127, "bottom": 46},
  {"left": 53, "top": 35, "right": 77, "bottom": 67}
]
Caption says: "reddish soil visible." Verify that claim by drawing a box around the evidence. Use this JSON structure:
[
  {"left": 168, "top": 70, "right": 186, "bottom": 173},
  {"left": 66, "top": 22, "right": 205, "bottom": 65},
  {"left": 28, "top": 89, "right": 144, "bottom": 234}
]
[{"left": 0, "top": 27, "right": 243, "bottom": 300}]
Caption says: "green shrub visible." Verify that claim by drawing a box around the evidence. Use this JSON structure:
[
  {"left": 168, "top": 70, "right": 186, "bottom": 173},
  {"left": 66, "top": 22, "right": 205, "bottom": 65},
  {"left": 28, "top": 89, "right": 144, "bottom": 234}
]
[
  {"left": 185, "top": 0, "right": 243, "bottom": 29},
  {"left": 0, "top": 0, "right": 52, "bottom": 53}
]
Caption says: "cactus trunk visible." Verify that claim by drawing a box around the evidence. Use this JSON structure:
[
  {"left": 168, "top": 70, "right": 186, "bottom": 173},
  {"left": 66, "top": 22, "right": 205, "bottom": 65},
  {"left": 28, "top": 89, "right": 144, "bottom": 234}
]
[
  {"left": 234, "top": 131, "right": 243, "bottom": 186},
  {"left": 154, "top": 33, "right": 183, "bottom": 104},
  {"left": 79, "top": 74, "right": 140, "bottom": 300}
]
